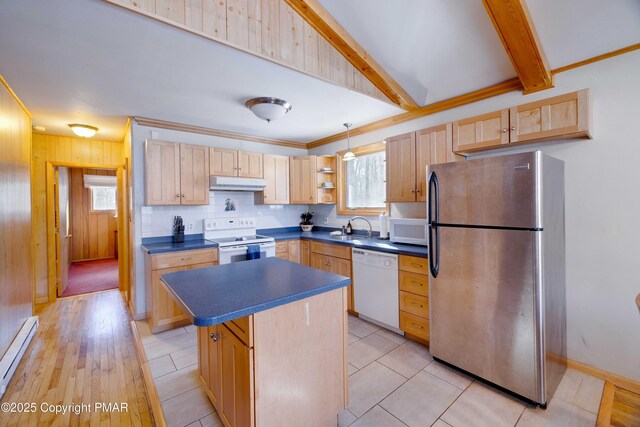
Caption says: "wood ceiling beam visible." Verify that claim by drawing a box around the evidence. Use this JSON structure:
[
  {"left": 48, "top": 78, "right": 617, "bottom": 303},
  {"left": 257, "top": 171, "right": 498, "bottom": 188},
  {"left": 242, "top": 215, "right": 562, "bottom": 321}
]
[
  {"left": 482, "top": 0, "right": 553, "bottom": 94},
  {"left": 283, "top": 0, "right": 420, "bottom": 111}
]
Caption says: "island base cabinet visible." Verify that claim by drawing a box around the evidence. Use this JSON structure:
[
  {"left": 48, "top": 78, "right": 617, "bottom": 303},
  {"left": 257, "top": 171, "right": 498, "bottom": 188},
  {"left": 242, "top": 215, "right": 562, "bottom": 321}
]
[{"left": 197, "top": 288, "right": 348, "bottom": 427}]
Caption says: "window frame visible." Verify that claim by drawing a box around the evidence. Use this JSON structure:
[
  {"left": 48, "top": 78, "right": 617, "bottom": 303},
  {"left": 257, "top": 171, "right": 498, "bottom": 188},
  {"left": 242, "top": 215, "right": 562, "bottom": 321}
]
[
  {"left": 336, "top": 141, "right": 389, "bottom": 216},
  {"left": 89, "top": 186, "right": 117, "bottom": 214}
]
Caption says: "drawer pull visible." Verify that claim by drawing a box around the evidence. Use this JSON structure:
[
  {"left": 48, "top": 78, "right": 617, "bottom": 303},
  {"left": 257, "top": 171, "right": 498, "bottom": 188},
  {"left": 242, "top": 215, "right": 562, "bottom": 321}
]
[
  {"left": 410, "top": 281, "right": 423, "bottom": 286},
  {"left": 410, "top": 323, "right": 424, "bottom": 329},
  {"left": 411, "top": 302, "right": 423, "bottom": 308},
  {"left": 210, "top": 333, "right": 219, "bottom": 342},
  {"left": 411, "top": 263, "right": 423, "bottom": 268}
]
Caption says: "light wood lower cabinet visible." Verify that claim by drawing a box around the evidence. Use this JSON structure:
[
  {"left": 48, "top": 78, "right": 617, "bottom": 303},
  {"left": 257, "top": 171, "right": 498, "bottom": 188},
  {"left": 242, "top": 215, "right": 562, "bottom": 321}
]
[
  {"left": 300, "top": 240, "right": 310, "bottom": 266},
  {"left": 398, "top": 254, "right": 429, "bottom": 342},
  {"left": 274, "top": 239, "right": 302, "bottom": 263},
  {"left": 198, "top": 289, "right": 347, "bottom": 427},
  {"left": 309, "top": 242, "right": 354, "bottom": 312},
  {"left": 145, "top": 248, "right": 217, "bottom": 333}
]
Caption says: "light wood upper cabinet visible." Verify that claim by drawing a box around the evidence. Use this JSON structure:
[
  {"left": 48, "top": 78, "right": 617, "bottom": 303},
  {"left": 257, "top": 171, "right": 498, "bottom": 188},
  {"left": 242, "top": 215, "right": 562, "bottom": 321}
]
[
  {"left": 210, "top": 147, "right": 237, "bottom": 177},
  {"left": 180, "top": 144, "right": 210, "bottom": 205},
  {"left": 386, "top": 132, "right": 417, "bottom": 203},
  {"left": 238, "top": 151, "right": 263, "bottom": 178},
  {"left": 145, "top": 140, "right": 209, "bottom": 206},
  {"left": 510, "top": 89, "right": 591, "bottom": 143},
  {"left": 210, "top": 148, "right": 263, "bottom": 178},
  {"left": 290, "top": 156, "right": 317, "bottom": 204},
  {"left": 258, "top": 154, "right": 289, "bottom": 205},
  {"left": 388, "top": 126, "right": 458, "bottom": 203},
  {"left": 416, "top": 124, "right": 459, "bottom": 202},
  {"left": 453, "top": 109, "right": 510, "bottom": 153},
  {"left": 144, "top": 140, "right": 181, "bottom": 205},
  {"left": 453, "top": 89, "right": 591, "bottom": 155}
]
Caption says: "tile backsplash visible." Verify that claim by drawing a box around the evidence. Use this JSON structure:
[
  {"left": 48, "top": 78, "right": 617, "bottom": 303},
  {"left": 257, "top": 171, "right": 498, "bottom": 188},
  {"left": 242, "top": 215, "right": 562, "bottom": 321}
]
[{"left": 141, "top": 191, "right": 310, "bottom": 238}]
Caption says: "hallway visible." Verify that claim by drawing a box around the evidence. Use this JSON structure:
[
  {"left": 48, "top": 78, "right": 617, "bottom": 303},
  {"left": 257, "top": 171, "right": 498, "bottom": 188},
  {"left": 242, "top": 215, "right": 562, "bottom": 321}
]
[
  {"left": 61, "top": 258, "right": 119, "bottom": 297},
  {"left": 0, "top": 290, "right": 152, "bottom": 426}
]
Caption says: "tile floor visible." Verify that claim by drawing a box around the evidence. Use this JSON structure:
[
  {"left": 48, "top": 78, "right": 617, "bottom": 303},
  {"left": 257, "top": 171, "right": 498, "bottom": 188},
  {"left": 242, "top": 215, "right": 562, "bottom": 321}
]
[{"left": 136, "top": 316, "right": 604, "bottom": 427}]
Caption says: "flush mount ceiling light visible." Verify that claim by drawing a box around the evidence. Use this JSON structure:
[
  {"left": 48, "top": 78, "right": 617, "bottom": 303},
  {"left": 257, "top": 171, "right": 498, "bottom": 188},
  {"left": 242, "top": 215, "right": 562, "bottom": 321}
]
[
  {"left": 343, "top": 123, "right": 356, "bottom": 161},
  {"left": 68, "top": 123, "right": 98, "bottom": 138},
  {"left": 245, "top": 97, "right": 292, "bottom": 123}
]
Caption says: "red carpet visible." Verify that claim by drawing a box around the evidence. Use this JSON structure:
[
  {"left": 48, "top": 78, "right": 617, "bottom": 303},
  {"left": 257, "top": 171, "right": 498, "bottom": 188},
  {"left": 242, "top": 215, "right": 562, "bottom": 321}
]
[{"left": 61, "top": 258, "right": 119, "bottom": 297}]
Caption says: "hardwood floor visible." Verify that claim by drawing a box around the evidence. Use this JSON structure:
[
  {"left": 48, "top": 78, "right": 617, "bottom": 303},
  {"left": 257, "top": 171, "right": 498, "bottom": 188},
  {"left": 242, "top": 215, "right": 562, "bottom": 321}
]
[
  {"left": 597, "top": 381, "right": 640, "bottom": 427},
  {"left": 0, "top": 290, "right": 152, "bottom": 426}
]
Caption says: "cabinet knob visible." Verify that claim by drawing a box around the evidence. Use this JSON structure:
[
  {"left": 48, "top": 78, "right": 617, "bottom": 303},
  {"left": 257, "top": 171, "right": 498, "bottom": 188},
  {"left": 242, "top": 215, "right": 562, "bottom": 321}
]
[
  {"left": 502, "top": 128, "right": 507, "bottom": 133},
  {"left": 176, "top": 194, "right": 180, "bottom": 198},
  {"left": 511, "top": 126, "right": 516, "bottom": 131},
  {"left": 181, "top": 193, "right": 185, "bottom": 198},
  {"left": 210, "top": 333, "right": 219, "bottom": 342}
]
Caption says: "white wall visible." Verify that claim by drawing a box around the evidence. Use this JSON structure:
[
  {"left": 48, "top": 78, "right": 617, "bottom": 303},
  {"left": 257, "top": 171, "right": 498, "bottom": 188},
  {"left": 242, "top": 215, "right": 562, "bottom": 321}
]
[
  {"left": 131, "top": 123, "right": 308, "bottom": 316},
  {"left": 311, "top": 51, "right": 640, "bottom": 381}
]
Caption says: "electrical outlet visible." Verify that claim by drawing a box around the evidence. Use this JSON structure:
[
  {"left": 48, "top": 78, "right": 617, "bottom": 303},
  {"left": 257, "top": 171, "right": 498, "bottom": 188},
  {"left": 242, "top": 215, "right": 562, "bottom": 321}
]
[
  {"left": 187, "top": 222, "right": 194, "bottom": 231},
  {"left": 323, "top": 217, "right": 328, "bottom": 224}
]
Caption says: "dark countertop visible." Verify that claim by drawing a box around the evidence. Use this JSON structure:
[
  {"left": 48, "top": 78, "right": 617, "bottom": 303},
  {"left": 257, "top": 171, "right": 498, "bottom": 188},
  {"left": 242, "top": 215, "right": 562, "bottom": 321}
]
[
  {"left": 142, "top": 234, "right": 218, "bottom": 254},
  {"left": 259, "top": 227, "right": 428, "bottom": 258},
  {"left": 161, "top": 257, "right": 351, "bottom": 326}
]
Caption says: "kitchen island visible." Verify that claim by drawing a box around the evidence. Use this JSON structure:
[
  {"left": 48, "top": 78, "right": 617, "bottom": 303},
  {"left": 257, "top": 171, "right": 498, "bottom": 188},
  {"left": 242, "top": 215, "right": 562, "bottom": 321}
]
[{"left": 161, "top": 257, "right": 350, "bottom": 427}]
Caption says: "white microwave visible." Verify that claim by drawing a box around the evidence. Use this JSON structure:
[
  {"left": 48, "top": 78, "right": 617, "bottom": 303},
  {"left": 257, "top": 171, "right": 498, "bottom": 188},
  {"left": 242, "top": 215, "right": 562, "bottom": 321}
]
[{"left": 389, "top": 218, "right": 428, "bottom": 246}]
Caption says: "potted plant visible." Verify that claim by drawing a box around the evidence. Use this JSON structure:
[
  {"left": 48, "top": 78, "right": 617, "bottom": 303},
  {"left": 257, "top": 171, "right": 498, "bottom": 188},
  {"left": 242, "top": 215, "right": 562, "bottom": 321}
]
[{"left": 300, "top": 211, "right": 314, "bottom": 232}]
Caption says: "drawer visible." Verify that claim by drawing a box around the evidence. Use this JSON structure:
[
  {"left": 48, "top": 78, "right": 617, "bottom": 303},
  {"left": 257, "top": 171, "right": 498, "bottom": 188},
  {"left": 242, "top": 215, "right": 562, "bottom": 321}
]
[
  {"left": 276, "top": 252, "right": 289, "bottom": 260},
  {"left": 310, "top": 241, "right": 351, "bottom": 260},
  {"left": 275, "top": 241, "right": 288, "bottom": 254},
  {"left": 399, "top": 255, "right": 429, "bottom": 274},
  {"left": 224, "top": 315, "right": 253, "bottom": 347},
  {"left": 151, "top": 248, "right": 217, "bottom": 270},
  {"left": 399, "top": 271, "right": 429, "bottom": 297},
  {"left": 399, "top": 291, "right": 428, "bottom": 319},
  {"left": 400, "top": 311, "right": 429, "bottom": 341}
]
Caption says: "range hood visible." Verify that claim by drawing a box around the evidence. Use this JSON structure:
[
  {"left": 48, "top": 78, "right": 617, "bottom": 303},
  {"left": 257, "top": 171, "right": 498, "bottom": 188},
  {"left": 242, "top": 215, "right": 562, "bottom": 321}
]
[{"left": 209, "top": 176, "right": 267, "bottom": 191}]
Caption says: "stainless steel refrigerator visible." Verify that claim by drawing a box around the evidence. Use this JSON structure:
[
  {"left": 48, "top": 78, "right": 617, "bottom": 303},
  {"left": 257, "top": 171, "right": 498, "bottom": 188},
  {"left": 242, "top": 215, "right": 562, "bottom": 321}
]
[{"left": 427, "top": 151, "right": 566, "bottom": 406}]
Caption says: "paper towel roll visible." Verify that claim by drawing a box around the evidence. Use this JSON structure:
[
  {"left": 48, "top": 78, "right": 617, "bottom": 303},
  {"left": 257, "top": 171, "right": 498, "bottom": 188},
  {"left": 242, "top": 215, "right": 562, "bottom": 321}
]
[{"left": 379, "top": 213, "right": 388, "bottom": 238}]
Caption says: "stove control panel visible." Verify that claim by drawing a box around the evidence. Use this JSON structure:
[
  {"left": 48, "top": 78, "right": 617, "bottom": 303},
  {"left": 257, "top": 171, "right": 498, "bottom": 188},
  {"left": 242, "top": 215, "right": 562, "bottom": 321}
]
[{"left": 204, "top": 217, "right": 256, "bottom": 231}]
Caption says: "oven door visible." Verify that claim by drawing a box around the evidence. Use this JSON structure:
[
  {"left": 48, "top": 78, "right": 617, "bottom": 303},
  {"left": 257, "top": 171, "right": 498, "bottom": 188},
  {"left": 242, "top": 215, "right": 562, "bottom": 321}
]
[{"left": 218, "top": 242, "right": 276, "bottom": 264}]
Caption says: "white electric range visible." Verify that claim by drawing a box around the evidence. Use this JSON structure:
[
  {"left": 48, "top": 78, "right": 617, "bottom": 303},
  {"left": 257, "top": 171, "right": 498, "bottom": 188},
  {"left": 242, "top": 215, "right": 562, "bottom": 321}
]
[{"left": 204, "top": 217, "right": 275, "bottom": 264}]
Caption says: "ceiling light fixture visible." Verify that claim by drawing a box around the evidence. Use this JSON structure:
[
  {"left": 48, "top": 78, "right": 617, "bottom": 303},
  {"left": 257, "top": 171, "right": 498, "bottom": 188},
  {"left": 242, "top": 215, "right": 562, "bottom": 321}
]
[
  {"left": 68, "top": 123, "right": 98, "bottom": 138},
  {"left": 343, "top": 123, "right": 356, "bottom": 161},
  {"left": 245, "top": 97, "right": 292, "bottom": 123}
]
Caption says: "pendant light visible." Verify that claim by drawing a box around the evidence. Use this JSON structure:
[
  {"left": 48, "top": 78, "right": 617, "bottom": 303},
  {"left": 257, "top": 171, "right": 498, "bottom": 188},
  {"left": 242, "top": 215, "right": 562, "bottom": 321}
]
[{"left": 343, "top": 123, "right": 356, "bottom": 161}]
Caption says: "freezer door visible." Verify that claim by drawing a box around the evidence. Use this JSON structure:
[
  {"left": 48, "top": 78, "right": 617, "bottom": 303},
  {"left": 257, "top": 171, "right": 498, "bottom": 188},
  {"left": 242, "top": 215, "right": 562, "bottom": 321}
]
[
  {"left": 429, "top": 226, "right": 543, "bottom": 403},
  {"left": 427, "top": 151, "right": 541, "bottom": 229}
]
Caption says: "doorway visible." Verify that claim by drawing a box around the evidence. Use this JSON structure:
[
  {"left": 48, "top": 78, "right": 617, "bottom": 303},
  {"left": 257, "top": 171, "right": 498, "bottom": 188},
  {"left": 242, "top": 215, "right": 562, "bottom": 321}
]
[{"left": 54, "top": 167, "right": 119, "bottom": 297}]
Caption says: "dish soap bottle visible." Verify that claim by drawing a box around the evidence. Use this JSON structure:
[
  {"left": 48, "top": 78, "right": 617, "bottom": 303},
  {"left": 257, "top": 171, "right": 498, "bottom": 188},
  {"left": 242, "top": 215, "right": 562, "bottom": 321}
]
[{"left": 346, "top": 221, "right": 353, "bottom": 235}]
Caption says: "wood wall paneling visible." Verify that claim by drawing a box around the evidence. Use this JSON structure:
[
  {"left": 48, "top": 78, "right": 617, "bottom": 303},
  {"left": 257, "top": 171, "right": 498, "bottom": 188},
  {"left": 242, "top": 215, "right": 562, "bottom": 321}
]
[
  {"left": 102, "top": 0, "right": 391, "bottom": 104},
  {"left": 56, "top": 167, "right": 71, "bottom": 296},
  {"left": 31, "top": 133, "right": 124, "bottom": 303},
  {"left": 69, "top": 168, "right": 118, "bottom": 262},
  {"left": 0, "top": 76, "right": 34, "bottom": 358}
]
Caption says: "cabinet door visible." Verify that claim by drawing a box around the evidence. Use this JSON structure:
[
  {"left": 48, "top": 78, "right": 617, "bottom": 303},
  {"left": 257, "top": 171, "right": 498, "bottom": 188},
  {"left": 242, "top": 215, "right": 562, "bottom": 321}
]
[
  {"left": 261, "top": 154, "right": 289, "bottom": 204},
  {"left": 510, "top": 89, "right": 590, "bottom": 143},
  {"left": 310, "top": 252, "right": 331, "bottom": 272},
  {"left": 416, "top": 128, "right": 434, "bottom": 203},
  {"left": 220, "top": 325, "right": 253, "bottom": 427},
  {"left": 210, "top": 147, "right": 238, "bottom": 177},
  {"left": 288, "top": 240, "right": 300, "bottom": 263},
  {"left": 207, "top": 325, "right": 222, "bottom": 411},
  {"left": 198, "top": 327, "right": 209, "bottom": 387},
  {"left": 180, "top": 144, "right": 210, "bottom": 205},
  {"left": 386, "top": 132, "right": 417, "bottom": 202},
  {"left": 300, "top": 240, "right": 310, "bottom": 266},
  {"left": 144, "top": 140, "right": 181, "bottom": 205},
  {"left": 453, "top": 109, "right": 509, "bottom": 154},
  {"left": 327, "top": 256, "right": 353, "bottom": 312},
  {"left": 290, "top": 156, "right": 317, "bottom": 204},
  {"left": 238, "top": 151, "right": 263, "bottom": 178},
  {"left": 150, "top": 265, "right": 191, "bottom": 332}
]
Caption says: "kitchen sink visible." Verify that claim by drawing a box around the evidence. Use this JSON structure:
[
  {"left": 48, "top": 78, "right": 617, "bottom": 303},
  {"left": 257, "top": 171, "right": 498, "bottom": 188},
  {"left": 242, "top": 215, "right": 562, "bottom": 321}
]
[{"left": 330, "top": 234, "right": 353, "bottom": 241}]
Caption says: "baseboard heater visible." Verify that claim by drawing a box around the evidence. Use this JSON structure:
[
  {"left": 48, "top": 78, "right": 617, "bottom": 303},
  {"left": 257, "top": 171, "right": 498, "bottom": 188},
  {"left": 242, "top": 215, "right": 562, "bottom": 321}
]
[{"left": 0, "top": 316, "right": 38, "bottom": 398}]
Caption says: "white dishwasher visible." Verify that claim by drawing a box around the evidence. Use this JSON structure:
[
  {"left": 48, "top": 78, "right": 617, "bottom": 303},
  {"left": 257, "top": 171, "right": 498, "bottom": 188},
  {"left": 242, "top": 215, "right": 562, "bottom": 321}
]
[{"left": 352, "top": 248, "right": 401, "bottom": 333}]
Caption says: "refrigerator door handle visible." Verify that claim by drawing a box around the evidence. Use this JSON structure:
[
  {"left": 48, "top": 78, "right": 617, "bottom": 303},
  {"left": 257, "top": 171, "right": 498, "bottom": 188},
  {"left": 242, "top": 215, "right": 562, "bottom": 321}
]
[{"left": 428, "top": 172, "right": 440, "bottom": 277}]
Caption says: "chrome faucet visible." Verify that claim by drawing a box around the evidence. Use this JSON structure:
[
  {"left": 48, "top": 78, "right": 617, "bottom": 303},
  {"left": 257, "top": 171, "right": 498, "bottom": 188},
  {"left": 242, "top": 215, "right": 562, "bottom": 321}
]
[{"left": 350, "top": 216, "right": 373, "bottom": 239}]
